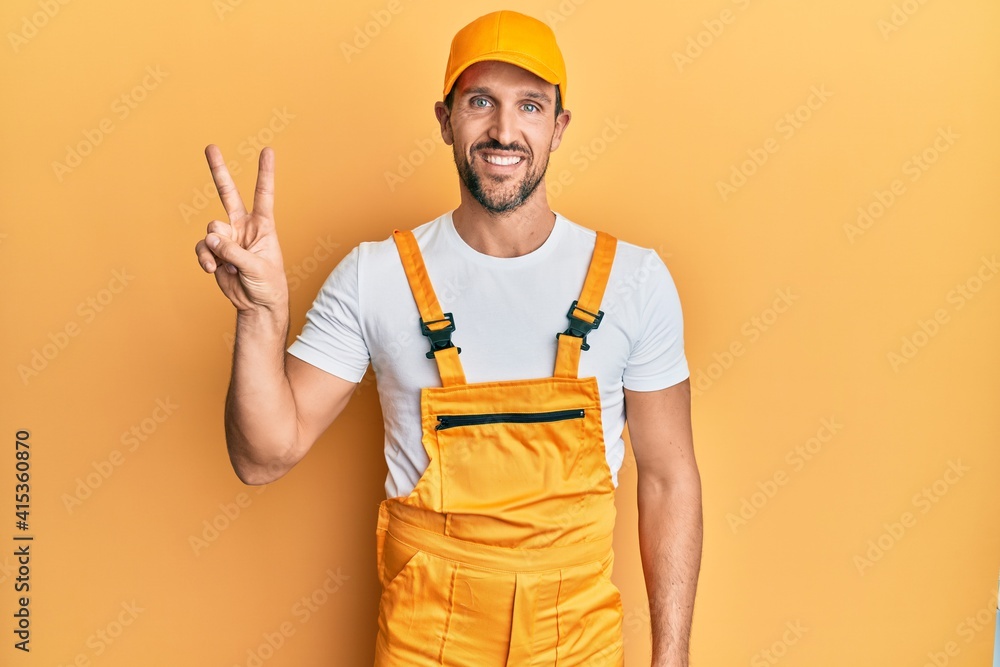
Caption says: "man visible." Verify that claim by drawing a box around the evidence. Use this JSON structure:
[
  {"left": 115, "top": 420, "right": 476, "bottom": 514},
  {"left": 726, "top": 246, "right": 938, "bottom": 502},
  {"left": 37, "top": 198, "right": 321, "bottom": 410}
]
[{"left": 194, "top": 9, "right": 701, "bottom": 667}]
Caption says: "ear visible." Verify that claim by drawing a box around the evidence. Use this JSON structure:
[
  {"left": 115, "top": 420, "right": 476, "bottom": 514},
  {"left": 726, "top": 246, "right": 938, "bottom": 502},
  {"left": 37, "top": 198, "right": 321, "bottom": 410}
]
[
  {"left": 549, "top": 108, "right": 572, "bottom": 152},
  {"left": 434, "top": 101, "right": 454, "bottom": 146}
]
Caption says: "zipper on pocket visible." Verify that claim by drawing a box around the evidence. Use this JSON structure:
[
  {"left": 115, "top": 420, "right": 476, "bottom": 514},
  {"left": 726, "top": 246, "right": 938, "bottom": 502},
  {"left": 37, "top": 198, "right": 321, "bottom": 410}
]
[{"left": 435, "top": 408, "right": 585, "bottom": 431}]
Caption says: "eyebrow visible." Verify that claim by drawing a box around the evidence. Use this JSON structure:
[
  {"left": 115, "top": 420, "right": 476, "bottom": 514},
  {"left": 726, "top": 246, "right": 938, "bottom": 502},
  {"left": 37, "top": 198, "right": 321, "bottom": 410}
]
[{"left": 462, "top": 86, "right": 552, "bottom": 104}]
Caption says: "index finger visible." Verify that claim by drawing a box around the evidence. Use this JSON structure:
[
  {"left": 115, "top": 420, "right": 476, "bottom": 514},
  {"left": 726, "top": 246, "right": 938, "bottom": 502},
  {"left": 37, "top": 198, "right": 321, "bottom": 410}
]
[{"left": 205, "top": 144, "right": 248, "bottom": 222}]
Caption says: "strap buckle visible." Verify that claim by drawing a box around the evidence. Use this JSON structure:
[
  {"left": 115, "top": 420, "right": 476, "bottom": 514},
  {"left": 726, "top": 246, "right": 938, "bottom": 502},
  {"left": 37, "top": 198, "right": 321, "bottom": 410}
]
[
  {"left": 556, "top": 300, "right": 604, "bottom": 352},
  {"left": 420, "top": 313, "right": 461, "bottom": 359}
]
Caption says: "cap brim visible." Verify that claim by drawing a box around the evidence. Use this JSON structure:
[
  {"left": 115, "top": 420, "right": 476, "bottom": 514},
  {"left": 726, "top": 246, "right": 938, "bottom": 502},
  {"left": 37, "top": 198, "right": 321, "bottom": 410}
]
[{"left": 444, "top": 53, "right": 563, "bottom": 100}]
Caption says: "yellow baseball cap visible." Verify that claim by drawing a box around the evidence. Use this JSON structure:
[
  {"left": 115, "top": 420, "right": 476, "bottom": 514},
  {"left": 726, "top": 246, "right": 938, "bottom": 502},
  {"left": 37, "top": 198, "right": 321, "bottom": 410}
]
[{"left": 443, "top": 10, "right": 567, "bottom": 106}]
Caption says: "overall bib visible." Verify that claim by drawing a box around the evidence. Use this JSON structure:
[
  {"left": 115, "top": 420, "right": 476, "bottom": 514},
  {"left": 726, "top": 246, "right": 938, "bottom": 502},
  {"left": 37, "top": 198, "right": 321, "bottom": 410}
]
[{"left": 373, "top": 228, "right": 625, "bottom": 666}]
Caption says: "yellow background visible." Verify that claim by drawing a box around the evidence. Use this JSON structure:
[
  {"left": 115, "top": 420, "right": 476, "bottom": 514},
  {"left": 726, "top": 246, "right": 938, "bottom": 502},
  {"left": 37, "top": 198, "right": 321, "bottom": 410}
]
[{"left": 2, "top": 0, "right": 998, "bottom": 664}]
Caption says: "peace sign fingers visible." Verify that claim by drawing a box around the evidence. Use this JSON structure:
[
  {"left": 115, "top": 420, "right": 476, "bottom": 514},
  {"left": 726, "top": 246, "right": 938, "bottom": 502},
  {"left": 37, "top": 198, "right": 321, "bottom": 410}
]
[
  {"left": 205, "top": 144, "right": 249, "bottom": 223},
  {"left": 196, "top": 143, "right": 288, "bottom": 314}
]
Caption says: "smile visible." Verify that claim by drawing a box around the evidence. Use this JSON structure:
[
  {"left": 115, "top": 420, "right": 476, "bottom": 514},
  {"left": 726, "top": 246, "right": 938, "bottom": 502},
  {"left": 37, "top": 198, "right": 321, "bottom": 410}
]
[{"left": 481, "top": 154, "right": 523, "bottom": 166}]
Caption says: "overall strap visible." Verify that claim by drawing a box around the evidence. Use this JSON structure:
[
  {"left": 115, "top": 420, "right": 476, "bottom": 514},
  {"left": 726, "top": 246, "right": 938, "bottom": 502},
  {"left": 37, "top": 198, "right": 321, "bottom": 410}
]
[
  {"left": 554, "top": 231, "right": 617, "bottom": 379},
  {"left": 392, "top": 229, "right": 467, "bottom": 387}
]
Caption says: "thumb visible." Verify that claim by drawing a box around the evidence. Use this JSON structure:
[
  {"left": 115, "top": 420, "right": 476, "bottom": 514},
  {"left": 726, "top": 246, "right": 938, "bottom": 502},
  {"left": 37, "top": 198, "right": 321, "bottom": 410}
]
[{"left": 207, "top": 233, "right": 260, "bottom": 274}]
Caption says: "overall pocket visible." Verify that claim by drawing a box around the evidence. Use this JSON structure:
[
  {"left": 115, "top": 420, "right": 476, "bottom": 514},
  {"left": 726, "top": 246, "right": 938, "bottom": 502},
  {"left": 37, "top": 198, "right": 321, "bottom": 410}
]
[{"left": 431, "top": 407, "right": 588, "bottom": 517}]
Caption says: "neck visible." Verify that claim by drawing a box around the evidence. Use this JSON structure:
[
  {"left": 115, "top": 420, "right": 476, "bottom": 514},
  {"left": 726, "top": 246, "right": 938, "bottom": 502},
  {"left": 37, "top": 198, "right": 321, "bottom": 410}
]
[{"left": 451, "top": 188, "right": 556, "bottom": 258}]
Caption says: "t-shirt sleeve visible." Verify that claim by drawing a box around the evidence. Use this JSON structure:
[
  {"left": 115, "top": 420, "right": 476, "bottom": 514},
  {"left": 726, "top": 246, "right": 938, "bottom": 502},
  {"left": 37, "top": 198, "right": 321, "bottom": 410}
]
[
  {"left": 622, "top": 249, "right": 690, "bottom": 391},
  {"left": 286, "top": 245, "right": 370, "bottom": 383}
]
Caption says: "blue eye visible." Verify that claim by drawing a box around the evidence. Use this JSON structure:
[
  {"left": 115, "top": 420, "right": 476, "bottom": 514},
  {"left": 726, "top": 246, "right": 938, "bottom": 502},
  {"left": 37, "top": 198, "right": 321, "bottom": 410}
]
[
  {"left": 473, "top": 98, "right": 490, "bottom": 108},
  {"left": 523, "top": 103, "right": 538, "bottom": 113}
]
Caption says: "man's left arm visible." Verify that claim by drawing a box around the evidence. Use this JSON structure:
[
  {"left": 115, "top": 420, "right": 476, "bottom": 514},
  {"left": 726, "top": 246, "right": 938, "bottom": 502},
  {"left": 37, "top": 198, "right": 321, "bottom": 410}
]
[{"left": 625, "top": 377, "right": 702, "bottom": 667}]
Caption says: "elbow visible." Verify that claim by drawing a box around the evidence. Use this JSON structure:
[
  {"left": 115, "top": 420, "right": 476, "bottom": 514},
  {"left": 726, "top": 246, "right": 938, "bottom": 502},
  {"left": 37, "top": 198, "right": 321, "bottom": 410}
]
[
  {"left": 637, "top": 463, "right": 702, "bottom": 498},
  {"left": 223, "top": 417, "right": 298, "bottom": 485},
  {"left": 228, "top": 451, "right": 293, "bottom": 486},
  {"left": 232, "top": 464, "right": 274, "bottom": 486}
]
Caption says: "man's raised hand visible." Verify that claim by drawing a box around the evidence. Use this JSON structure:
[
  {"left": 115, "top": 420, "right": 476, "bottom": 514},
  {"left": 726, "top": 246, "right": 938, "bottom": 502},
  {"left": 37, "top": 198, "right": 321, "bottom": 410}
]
[{"left": 194, "top": 145, "right": 289, "bottom": 313}]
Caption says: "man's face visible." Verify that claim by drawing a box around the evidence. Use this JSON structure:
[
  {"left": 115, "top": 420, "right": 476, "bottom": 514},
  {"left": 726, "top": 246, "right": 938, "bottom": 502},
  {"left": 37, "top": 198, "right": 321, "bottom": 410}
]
[{"left": 435, "top": 61, "right": 571, "bottom": 215}]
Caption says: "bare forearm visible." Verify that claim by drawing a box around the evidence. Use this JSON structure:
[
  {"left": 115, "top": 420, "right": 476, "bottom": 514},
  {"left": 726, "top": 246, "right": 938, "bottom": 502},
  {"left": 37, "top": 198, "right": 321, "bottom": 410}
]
[
  {"left": 225, "top": 306, "right": 297, "bottom": 484},
  {"left": 637, "top": 473, "right": 703, "bottom": 667}
]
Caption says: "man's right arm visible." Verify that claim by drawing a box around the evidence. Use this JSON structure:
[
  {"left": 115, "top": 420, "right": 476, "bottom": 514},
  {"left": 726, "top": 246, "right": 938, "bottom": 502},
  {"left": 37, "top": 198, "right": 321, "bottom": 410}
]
[{"left": 224, "top": 310, "right": 358, "bottom": 485}]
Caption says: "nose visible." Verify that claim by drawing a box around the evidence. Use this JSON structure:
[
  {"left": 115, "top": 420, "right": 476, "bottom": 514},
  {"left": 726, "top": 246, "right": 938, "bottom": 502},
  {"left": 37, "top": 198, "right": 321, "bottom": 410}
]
[{"left": 487, "top": 103, "right": 518, "bottom": 148}]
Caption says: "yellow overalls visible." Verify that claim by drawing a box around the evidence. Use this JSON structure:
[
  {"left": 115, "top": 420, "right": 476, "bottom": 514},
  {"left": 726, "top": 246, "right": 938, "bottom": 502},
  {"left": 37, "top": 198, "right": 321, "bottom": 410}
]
[{"left": 373, "top": 227, "right": 625, "bottom": 666}]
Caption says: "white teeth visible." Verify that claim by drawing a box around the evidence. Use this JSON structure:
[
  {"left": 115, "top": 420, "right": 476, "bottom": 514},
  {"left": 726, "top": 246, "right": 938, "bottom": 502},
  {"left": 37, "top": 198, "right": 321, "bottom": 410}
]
[{"left": 483, "top": 154, "right": 522, "bottom": 166}]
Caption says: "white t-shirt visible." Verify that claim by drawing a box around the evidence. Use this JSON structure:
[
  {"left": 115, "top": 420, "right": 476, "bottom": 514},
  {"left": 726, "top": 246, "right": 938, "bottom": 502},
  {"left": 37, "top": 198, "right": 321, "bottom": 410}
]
[{"left": 287, "top": 210, "right": 690, "bottom": 499}]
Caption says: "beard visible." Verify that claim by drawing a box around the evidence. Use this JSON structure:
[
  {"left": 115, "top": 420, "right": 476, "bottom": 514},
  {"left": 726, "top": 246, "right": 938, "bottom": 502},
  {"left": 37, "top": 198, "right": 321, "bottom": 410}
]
[{"left": 454, "top": 140, "right": 549, "bottom": 215}]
